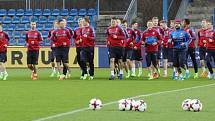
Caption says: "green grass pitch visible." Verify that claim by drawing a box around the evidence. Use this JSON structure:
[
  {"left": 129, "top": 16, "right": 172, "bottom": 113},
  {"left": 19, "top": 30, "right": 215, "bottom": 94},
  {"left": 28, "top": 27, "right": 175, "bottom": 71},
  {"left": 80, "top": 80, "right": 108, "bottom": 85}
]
[{"left": 0, "top": 68, "right": 214, "bottom": 121}]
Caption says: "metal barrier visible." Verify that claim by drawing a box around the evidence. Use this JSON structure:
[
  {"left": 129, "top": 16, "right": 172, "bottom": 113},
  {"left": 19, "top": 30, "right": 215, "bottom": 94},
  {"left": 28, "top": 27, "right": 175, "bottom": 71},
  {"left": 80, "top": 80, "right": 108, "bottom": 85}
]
[
  {"left": 124, "top": 0, "right": 137, "bottom": 25},
  {"left": 175, "top": 0, "right": 189, "bottom": 19}
]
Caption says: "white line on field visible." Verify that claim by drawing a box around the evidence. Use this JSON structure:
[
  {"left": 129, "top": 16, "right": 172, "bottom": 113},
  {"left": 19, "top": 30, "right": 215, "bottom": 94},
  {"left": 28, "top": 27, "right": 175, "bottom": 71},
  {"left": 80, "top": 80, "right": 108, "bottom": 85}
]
[{"left": 33, "top": 83, "right": 215, "bottom": 121}]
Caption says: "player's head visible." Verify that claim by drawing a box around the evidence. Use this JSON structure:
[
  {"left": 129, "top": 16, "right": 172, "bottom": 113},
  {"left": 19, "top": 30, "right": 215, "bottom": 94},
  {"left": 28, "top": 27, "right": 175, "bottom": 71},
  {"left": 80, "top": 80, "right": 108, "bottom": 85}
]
[
  {"left": 62, "top": 18, "right": 67, "bottom": 27},
  {"left": 207, "top": 21, "right": 213, "bottom": 30},
  {"left": 78, "top": 18, "right": 83, "bottom": 27},
  {"left": 0, "top": 23, "right": 2, "bottom": 31},
  {"left": 160, "top": 20, "right": 167, "bottom": 29},
  {"left": 152, "top": 17, "right": 159, "bottom": 26},
  {"left": 121, "top": 20, "right": 128, "bottom": 28},
  {"left": 182, "top": 19, "right": 190, "bottom": 27},
  {"left": 170, "top": 20, "right": 175, "bottom": 28},
  {"left": 111, "top": 17, "right": 117, "bottom": 27},
  {"left": 201, "top": 19, "right": 207, "bottom": 28},
  {"left": 147, "top": 20, "right": 153, "bottom": 29},
  {"left": 58, "top": 19, "right": 64, "bottom": 28},
  {"left": 83, "top": 17, "right": 90, "bottom": 26},
  {"left": 131, "top": 20, "right": 138, "bottom": 29},
  {"left": 53, "top": 20, "right": 58, "bottom": 29},
  {"left": 174, "top": 20, "right": 181, "bottom": 29},
  {"left": 117, "top": 18, "right": 123, "bottom": 25},
  {"left": 30, "top": 21, "right": 36, "bottom": 30}
]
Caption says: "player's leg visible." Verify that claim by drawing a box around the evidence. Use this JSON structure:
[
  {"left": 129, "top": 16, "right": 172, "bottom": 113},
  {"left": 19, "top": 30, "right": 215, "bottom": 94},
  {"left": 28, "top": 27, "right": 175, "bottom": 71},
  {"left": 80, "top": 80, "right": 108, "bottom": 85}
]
[
  {"left": 59, "top": 47, "right": 70, "bottom": 80},
  {"left": 136, "top": 49, "right": 143, "bottom": 77},
  {"left": 152, "top": 52, "right": 159, "bottom": 79},
  {"left": 146, "top": 53, "right": 153, "bottom": 80},
  {"left": 50, "top": 48, "right": 57, "bottom": 77},
  {"left": 55, "top": 48, "right": 63, "bottom": 77},
  {"left": 126, "top": 48, "right": 133, "bottom": 78},
  {"left": 190, "top": 48, "right": 198, "bottom": 78},
  {"left": 163, "top": 48, "right": 168, "bottom": 77},
  {"left": 199, "top": 47, "right": 207, "bottom": 77},
  {"left": 76, "top": 47, "right": 84, "bottom": 79},
  {"left": 88, "top": 47, "right": 94, "bottom": 80},
  {"left": 123, "top": 48, "right": 129, "bottom": 78},
  {"left": 109, "top": 47, "right": 116, "bottom": 80},
  {"left": 172, "top": 50, "right": 179, "bottom": 80},
  {"left": 179, "top": 50, "right": 188, "bottom": 80},
  {"left": 131, "top": 50, "right": 136, "bottom": 77},
  {"left": 31, "top": 51, "right": 39, "bottom": 80},
  {"left": 117, "top": 47, "right": 124, "bottom": 80},
  {"left": 0, "top": 52, "right": 8, "bottom": 80},
  {"left": 206, "top": 50, "right": 214, "bottom": 79},
  {"left": 80, "top": 48, "right": 88, "bottom": 80}
]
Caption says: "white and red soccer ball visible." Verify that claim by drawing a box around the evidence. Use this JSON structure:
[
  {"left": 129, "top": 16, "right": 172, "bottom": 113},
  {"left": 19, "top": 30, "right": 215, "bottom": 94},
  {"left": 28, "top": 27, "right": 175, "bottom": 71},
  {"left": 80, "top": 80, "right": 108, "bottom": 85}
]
[
  {"left": 182, "top": 99, "right": 202, "bottom": 112},
  {"left": 118, "top": 99, "right": 147, "bottom": 112},
  {"left": 89, "top": 98, "right": 102, "bottom": 110}
]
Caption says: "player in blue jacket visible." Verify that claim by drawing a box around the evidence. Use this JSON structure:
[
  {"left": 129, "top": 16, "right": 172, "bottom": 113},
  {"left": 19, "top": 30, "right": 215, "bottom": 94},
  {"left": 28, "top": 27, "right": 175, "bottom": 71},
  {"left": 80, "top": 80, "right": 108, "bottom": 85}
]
[{"left": 169, "top": 20, "right": 190, "bottom": 80}]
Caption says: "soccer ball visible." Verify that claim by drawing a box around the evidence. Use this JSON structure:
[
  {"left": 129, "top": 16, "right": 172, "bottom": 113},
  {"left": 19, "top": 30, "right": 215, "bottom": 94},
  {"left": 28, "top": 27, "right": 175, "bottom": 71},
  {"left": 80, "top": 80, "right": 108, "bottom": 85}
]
[
  {"left": 89, "top": 98, "right": 102, "bottom": 110},
  {"left": 118, "top": 99, "right": 135, "bottom": 111},
  {"left": 133, "top": 100, "right": 147, "bottom": 112},
  {"left": 182, "top": 99, "right": 192, "bottom": 111},
  {"left": 190, "top": 99, "right": 202, "bottom": 112}
]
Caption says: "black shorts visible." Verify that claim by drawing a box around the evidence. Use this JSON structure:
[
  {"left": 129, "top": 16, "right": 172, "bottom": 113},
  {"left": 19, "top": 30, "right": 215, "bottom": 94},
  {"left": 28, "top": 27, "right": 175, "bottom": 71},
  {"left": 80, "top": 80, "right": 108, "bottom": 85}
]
[
  {"left": 163, "top": 48, "right": 173, "bottom": 62},
  {"left": 173, "top": 49, "right": 187, "bottom": 67},
  {"left": 145, "top": 52, "right": 157, "bottom": 67},
  {"left": 109, "top": 47, "right": 123, "bottom": 60},
  {"left": 27, "top": 50, "right": 39, "bottom": 65},
  {"left": 80, "top": 47, "right": 94, "bottom": 63},
  {"left": 55, "top": 47, "right": 70, "bottom": 63},
  {"left": 0, "top": 52, "right": 7, "bottom": 63},
  {"left": 132, "top": 49, "right": 142, "bottom": 61},
  {"left": 49, "top": 47, "right": 56, "bottom": 62},
  {"left": 199, "top": 47, "right": 207, "bottom": 60},
  {"left": 123, "top": 48, "right": 133, "bottom": 62}
]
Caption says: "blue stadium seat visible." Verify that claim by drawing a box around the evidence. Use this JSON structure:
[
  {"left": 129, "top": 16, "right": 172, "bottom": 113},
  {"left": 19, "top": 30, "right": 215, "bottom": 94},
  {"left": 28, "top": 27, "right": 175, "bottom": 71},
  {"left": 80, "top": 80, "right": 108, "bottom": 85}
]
[
  {"left": 79, "top": 9, "right": 87, "bottom": 16},
  {"left": 39, "top": 16, "right": 47, "bottom": 23},
  {"left": 67, "top": 16, "right": 74, "bottom": 23},
  {"left": 8, "top": 24, "right": 16, "bottom": 31},
  {"left": 48, "top": 16, "right": 55, "bottom": 23},
  {"left": 66, "top": 23, "right": 71, "bottom": 28},
  {"left": 72, "top": 22, "right": 78, "bottom": 28},
  {"left": 31, "top": 16, "right": 38, "bottom": 22},
  {"left": 52, "top": 9, "right": 60, "bottom": 16},
  {"left": 43, "top": 9, "right": 51, "bottom": 16},
  {"left": 7, "top": 9, "right": 16, "bottom": 16},
  {"left": 42, "top": 31, "right": 48, "bottom": 38},
  {"left": 12, "top": 16, "right": 20, "bottom": 23},
  {"left": 7, "top": 31, "right": 13, "bottom": 38},
  {"left": 37, "top": 24, "right": 43, "bottom": 31},
  {"left": 3, "top": 16, "right": 12, "bottom": 24},
  {"left": 25, "top": 24, "right": 30, "bottom": 30},
  {"left": 16, "top": 24, "right": 25, "bottom": 31},
  {"left": 17, "top": 38, "right": 25, "bottom": 46},
  {"left": 2, "top": 24, "right": 8, "bottom": 30},
  {"left": 56, "top": 16, "right": 62, "bottom": 20},
  {"left": 88, "top": 8, "right": 96, "bottom": 16},
  {"left": 44, "top": 40, "right": 50, "bottom": 46},
  {"left": 70, "top": 9, "right": 78, "bottom": 16},
  {"left": 13, "top": 31, "right": 21, "bottom": 38},
  {"left": 25, "top": 9, "right": 33, "bottom": 16},
  {"left": 44, "top": 24, "right": 52, "bottom": 31},
  {"left": 21, "top": 16, "right": 30, "bottom": 23},
  {"left": 9, "top": 39, "right": 17, "bottom": 46},
  {"left": 61, "top": 9, "right": 69, "bottom": 16},
  {"left": 16, "top": 9, "right": 24, "bottom": 16},
  {"left": 34, "top": 9, "right": 42, "bottom": 16},
  {"left": 21, "top": 32, "right": 26, "bottom": 39},
  {"left": 0, "top": 17, "right": 3, "bottom": 22},
  {"left": 0, "top": 9, "right": 7, "bottom": 16}
]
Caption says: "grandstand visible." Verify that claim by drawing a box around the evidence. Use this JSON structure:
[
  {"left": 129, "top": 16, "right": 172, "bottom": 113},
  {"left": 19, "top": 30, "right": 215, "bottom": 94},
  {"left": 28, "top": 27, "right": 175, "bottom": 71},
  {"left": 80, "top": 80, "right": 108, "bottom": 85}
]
[{"left": 0, "top": 0, "right": 214, "bottom": 45}]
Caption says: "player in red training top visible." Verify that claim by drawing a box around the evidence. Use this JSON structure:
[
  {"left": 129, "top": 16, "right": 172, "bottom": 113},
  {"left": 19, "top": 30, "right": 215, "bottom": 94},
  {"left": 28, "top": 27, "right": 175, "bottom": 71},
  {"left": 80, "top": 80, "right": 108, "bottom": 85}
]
[
  {"left": 182, "top": 19, "right": 198, "bottom": 79},
  {"left": 26, "top": 21, "right": 43, "bottom": 80},
  {"left": 62, "top": 18, "right": 73, "bottom": 78},
  {"left": 73, "top": 18, "right": 84, "bottom": 79},
  {"left": 142, "top": 20, "right": 161, "bottom": 80},
  {"left": 80, "top": 17, "right": 95, "bottom": 80},
  {"left": 0, "top": 23, "right": 9, "bottom": 80},
  {"left": 198, "top": 19, "right": 208, "bottom": 77},
  {"left": 48, "top": 20, "right": 59, "bottom": 77},
  {"left": 121, "top": 20, "right": 136, "bottom": 78},
  {"left": 106, "top": 17, "right": 125, "bottom": 80},
  {"left": 51, "top": 19, "right": 71, "bottom": 80},
  {"left": 205, "top": 22, "right": 215, "bottom": 80},
  {"left": 131, "top": 21, "right": 142, "bottom": 77},
  {"left": 160, "top": 20, "right": 174, "bottom": 77}
]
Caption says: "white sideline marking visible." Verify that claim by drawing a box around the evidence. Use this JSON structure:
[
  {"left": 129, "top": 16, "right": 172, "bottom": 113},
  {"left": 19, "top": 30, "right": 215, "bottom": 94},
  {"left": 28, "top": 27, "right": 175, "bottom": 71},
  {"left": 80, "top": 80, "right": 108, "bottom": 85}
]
[{"left": 33, "top": 83, "right": 215, "bottom": 121}]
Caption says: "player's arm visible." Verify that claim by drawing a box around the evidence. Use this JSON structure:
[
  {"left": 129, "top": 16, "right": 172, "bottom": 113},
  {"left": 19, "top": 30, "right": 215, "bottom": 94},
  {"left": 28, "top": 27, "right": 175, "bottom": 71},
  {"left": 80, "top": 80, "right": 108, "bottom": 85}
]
[
  {"left": 85, "top": 28, "right": 95, "bottom": 41},
  {"left": 115, "top": 28, "right": 125, "bottom": 40}
]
